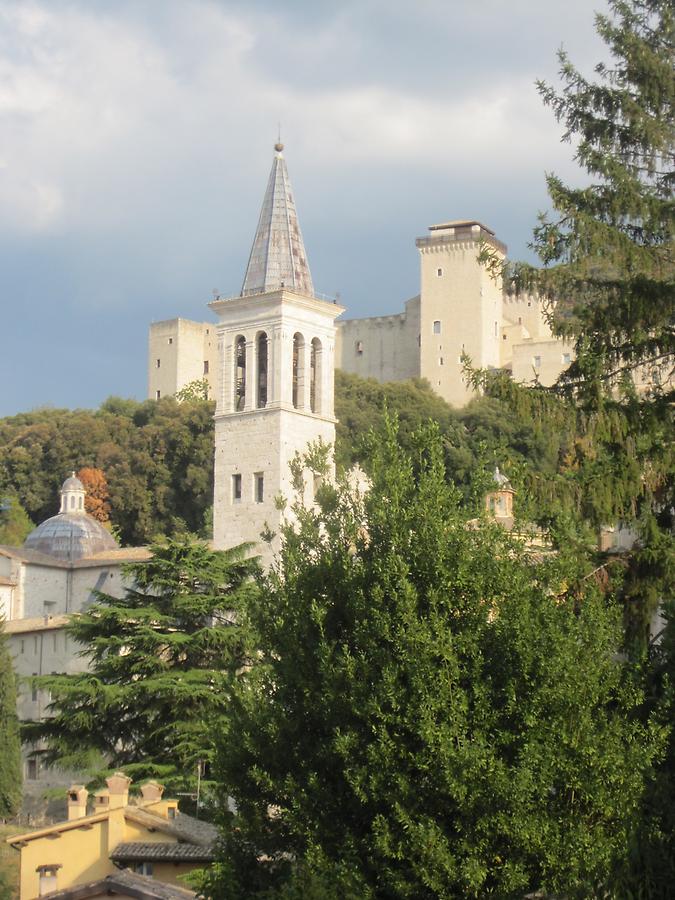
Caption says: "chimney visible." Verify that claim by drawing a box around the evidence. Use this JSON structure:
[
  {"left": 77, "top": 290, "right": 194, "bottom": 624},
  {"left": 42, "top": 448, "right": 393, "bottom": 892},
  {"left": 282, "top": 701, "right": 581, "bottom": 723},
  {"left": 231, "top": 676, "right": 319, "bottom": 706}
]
[
  {"left": 106, "top": 772, "right": 131, "bottom": 809},
  {"left": 93, "top": 789, "right": 110, "bottom": 812},
  {"left": 67, "top": 785, "right": 88, "bottom": 820},
  {"left": 140, "top": 781, "right": 165, "bottom": 804}
]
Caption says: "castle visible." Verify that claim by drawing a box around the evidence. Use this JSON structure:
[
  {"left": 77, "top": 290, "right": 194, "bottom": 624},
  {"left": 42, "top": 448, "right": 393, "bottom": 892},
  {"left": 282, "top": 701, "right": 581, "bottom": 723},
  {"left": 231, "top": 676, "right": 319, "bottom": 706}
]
[{"left": 148, "top": 149, "right": 575, "bottom": 411}]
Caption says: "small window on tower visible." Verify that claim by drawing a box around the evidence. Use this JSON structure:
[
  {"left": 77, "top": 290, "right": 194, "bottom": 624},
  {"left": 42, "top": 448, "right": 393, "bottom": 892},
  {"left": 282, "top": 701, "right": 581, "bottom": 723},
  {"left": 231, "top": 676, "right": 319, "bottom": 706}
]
[
  {"left": 254, "top": 473, "right": 264, "bottom": 504},
  {"left": 439, "top": 357, "right": 444, "bottom": 366},
  {"left": 562, "top": 353, "right": 571, "bottom": 365},
  {"left": 437, "top": 268, "right": 443, "bottom": 277},
  {"left": 27, "top": 758, "right": 38, "bottom": 780},
  {"left": 533, "top": 355, "right": 542, "bottom": 368},
  {"left": 494, "top": 321, "right": 498, "bottom": 337},
  {"left": 168, "top": 337, "right": 173, "bottom": 345},
  {"left": 232, "top": 474, "right": 242, "bottom": 503},
  {"left": 355, "top": 341, "right": 363, "bottom": 355},
  {"left": 156, "top": 359, "right": 161, "bottom": 368},
  {"left": 433, "top": 320, "right": 441, "bottom": 335},
  {"left": 203, "top": 360, "right": 209, "bottom": 375},
  {"left": 156, "top": 390, "right": 161, "bottom": 400}
]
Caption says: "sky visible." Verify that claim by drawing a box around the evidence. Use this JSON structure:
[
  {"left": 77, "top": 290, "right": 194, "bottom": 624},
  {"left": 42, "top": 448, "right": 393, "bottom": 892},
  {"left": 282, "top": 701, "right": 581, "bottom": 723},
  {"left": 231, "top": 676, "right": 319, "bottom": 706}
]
[{"left": 0, "top": 0, "right": 610, "bottom": 416}]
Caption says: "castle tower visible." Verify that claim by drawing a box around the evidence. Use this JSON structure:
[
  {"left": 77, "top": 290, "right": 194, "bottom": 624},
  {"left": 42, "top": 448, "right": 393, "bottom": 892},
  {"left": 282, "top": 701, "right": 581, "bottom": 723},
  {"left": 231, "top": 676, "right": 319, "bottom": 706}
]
[
  {"left": 211, "top": 143, "right": 344, "bottom": 562},
  {"left": 416, "top": 220, "right": 505, "bottom": 407}
]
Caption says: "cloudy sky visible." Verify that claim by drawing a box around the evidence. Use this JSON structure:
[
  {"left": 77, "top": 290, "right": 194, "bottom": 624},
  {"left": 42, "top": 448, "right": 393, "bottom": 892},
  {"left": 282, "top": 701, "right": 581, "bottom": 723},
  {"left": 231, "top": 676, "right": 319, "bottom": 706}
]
[{"left": 0, "top": 0, "right": 609, "bottom": 416}]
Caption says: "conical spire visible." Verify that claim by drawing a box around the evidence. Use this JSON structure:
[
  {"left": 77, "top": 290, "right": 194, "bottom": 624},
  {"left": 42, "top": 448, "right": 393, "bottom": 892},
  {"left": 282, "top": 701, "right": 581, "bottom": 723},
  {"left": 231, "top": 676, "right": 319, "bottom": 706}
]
[{"left": 241, "top": 142, "right": 314, "bottom": 297}]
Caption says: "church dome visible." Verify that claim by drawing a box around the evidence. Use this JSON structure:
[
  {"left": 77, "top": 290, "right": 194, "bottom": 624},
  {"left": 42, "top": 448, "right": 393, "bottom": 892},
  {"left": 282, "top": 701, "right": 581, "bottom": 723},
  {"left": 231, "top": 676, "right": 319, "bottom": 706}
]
[{"left": 23, "top": 473, "right": 118, "bottom": 561}]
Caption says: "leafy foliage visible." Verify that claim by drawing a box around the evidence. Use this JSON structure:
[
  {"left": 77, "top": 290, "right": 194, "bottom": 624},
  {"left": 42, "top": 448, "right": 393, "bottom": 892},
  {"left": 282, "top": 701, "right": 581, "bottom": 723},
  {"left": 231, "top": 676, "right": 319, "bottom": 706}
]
[
  {"left": 207, "top": 422, "right": 658, "bottom": 899},
  {"left": 0, "top": 397, "right": 216, "bottom": 546},
  {"left": 77, "top": 467, "right": 111, "bottom": 523},
  {"left": 0, "top": 495, "right": 33, "bottom": 547},
  {"left": 23, "top": 536, "right": 259, "bottom": 805},
  {"left": 0, "top": 620, "right": 21, "bottom": 818}
]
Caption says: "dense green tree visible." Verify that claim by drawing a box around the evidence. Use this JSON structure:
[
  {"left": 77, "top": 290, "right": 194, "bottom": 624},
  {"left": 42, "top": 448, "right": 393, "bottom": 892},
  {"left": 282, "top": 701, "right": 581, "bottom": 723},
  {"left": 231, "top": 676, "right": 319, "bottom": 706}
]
[
  {"left": 207, "top": 422, "right": 659, "bottom": 899},
  {"left": 0, "top": 495, "right": 33, "bottom": 546},
  {"left": 0, "top": 396, "right": 216, "bottom": 546},
  {"left": 0, "top": 620, "right": 21, "bottom": 818},
  {"left": 23, "top": 536, "right": 259, "bottom": 804},
  {"left": 474, "top": 0, "right": 674, "bottom": 647}
]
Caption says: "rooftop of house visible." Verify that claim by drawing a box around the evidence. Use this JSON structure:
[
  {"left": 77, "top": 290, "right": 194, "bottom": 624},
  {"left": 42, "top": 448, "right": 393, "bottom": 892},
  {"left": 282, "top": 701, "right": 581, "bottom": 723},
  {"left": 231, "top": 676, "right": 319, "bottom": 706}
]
[
  {"left": 39, "top": 870, "right": 196, "bottom": 900},
  {"left": 0, "top": 544, "right": 151, "bottom": 569},
  {"left": 110, "top": 841, "right": 214, "bottom": 863},
  {"left": 7, "top": 804, "right": 217, "bottom": 850}
]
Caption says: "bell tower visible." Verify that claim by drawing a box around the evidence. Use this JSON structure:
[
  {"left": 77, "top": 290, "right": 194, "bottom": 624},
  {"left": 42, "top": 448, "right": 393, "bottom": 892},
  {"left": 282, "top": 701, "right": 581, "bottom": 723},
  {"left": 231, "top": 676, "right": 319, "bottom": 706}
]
[{"left": 211, "top": 143, "right": 344, "bottom": 562}]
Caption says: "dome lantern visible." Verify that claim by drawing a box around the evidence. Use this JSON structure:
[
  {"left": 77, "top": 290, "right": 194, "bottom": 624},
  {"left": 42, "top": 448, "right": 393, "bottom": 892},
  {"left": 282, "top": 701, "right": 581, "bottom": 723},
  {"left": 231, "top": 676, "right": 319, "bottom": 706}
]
[{"left": 59, "top": 472, "right": 86, "bottom": 514}]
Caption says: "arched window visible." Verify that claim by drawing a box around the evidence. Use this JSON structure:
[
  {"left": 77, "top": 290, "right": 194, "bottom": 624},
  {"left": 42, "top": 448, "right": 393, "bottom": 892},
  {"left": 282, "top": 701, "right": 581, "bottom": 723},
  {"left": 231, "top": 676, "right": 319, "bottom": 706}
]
[
  {"left": 78, "top": 497, "right": 83, "bottom": 510},
  {"left": 292, "top": 333, "right": 305, "bottom": 409},
  {"left": 310, "top": 337, "right": 322, "bottom": 414},
  {"left": 256, "top": 332, "right": 268, "bottom": 408},
  {"left": 234, "top": 335, "right": 246, "bottom": 411}
]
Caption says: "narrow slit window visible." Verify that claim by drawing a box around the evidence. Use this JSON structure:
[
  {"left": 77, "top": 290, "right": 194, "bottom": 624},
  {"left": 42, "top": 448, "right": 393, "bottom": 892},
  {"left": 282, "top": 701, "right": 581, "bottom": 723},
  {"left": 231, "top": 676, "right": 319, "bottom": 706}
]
[
  {"left": 257, "top": 332, "right": 268, "bottom": 408},
  {"left": 232, "top": 474, "right": 242, "bottom": 503},
  {"left": 235, "top": 336, "right": 246, "bottom": 410},
  {"left": 433, "top": 320, "right": 441, "bottom": 335},
  {"left": 254, "top": 473, "right": 264, "bottom": 504}
]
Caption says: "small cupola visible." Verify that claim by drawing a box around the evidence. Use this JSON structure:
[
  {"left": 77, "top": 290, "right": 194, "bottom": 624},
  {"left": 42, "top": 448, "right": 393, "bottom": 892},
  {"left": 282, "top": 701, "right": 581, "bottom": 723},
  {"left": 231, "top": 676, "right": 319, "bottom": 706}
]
[{"left": 59, "top": 472, "right": 86, "bottom": 515}]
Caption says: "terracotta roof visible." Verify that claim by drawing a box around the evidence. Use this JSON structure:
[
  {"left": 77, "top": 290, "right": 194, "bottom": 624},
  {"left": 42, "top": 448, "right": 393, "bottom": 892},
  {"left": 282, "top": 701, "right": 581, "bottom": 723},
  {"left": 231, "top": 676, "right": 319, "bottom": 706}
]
[
  {"left": 39, "top": 870, "right": 196, "bottom": 899},
  {"left": 0, "top": 543, "right": 150, "bottom": 569},
  {"left": 110, "top": 841, "right": 214, "bottom": 862},
  {"left": 123, "top": 809, "right": 217, "bottom": 846}
]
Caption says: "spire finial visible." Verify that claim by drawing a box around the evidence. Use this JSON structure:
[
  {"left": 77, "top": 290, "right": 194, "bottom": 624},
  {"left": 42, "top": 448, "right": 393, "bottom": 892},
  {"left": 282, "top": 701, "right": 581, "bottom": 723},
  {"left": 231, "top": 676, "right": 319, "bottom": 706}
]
[{"left": 275, "top": 122, "right": 283, "bottom": 154}]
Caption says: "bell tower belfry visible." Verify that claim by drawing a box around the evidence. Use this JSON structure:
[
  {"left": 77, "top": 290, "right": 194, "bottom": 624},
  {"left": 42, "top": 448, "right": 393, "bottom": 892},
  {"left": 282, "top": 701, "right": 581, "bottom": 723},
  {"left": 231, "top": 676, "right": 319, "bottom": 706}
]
[{"left": 210, "top": 143, "right": 344, "bottom": 561}]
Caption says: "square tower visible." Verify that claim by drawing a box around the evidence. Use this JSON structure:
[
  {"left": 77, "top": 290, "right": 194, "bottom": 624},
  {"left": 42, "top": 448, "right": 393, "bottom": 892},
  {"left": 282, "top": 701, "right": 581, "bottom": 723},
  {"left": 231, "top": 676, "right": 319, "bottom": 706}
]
[
  {"left": 416, "top": 221, "right": 506, "bottom": 407},
  {"left": 211, "top": 289, "right": 342, "bottom": 561}
]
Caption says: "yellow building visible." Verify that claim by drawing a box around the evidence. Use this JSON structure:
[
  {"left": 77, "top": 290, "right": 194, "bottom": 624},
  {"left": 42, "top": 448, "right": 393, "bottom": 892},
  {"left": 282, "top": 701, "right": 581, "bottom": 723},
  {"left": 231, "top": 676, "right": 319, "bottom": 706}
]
[{"left": 7, "top": 775, "right": 216, "bottom": 900}]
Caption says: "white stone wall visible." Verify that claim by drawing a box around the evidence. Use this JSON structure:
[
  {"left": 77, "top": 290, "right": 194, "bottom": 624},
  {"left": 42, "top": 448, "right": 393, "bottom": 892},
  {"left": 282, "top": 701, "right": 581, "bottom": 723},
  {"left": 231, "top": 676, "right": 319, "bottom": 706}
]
[
  {"left": 148, "top": 318, "right": 217, "bottom": 400},
  {"left": 335, "top": 296, "right": 421, "bottom": 383},
  {"left": 211, "top": 289, "right": 342, "bottom": 567},
  {"left": 417, "top": 223, "right": 504, "bottom": 408},
  {"left": 511, "top": 337, "right": 575, "bottom": 387}
]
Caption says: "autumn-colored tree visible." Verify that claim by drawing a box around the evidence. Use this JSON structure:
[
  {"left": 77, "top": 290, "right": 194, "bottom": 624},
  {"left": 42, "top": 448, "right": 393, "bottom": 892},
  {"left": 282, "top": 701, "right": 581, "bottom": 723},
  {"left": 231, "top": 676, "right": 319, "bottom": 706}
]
[{"left": 76, "top": 467, "right": 111, "bottom": 524}]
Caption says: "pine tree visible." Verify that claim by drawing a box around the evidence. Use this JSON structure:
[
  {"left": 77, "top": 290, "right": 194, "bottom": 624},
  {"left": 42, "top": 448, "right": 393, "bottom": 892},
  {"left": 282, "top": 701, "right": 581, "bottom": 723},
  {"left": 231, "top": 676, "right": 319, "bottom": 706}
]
[
  {"left": 23, "top": 536, "right": 259, "bottom": 804},
  {"left": 206, "top": 423, "right": 659, "bottom": 899},
  {"left": 496, "top": 0, "right": 674, "bottom": 397},
  {"left": 0, "top": 619, "right": 22, "bottom": 818},
  {"left": 476, "top": 0, "right": 674, "bottom": 647}
]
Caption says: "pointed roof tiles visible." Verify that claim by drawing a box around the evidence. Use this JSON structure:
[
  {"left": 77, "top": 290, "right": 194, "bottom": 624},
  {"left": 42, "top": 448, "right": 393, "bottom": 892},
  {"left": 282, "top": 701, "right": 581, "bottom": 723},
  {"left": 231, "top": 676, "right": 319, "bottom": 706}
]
[{"left": 241, "top": 143, "right": 314, "bottom": 297}]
